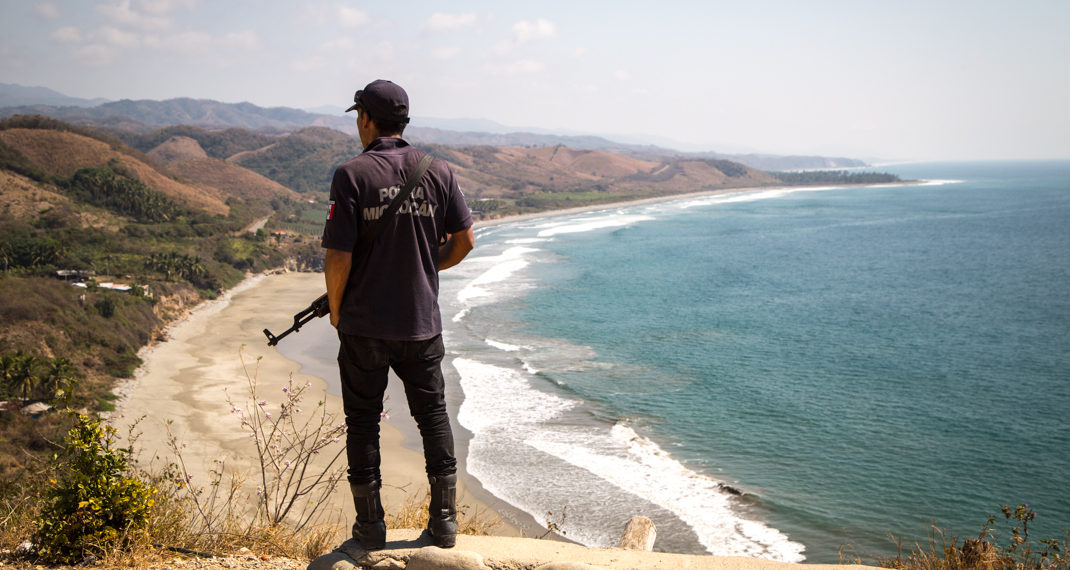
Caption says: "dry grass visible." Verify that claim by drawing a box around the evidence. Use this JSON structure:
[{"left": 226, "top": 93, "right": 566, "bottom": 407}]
[
  {"left": 0, "top": 128, "right": 229, "bottom": 215},
  {"left": 166, "top": 157, "right": 300, "bottom": 202},
  {"left": 879, "top": 520, "right": 1070, "bottom": 570},
  {"left": 386, "top": 488, "right": 504, "bottom": 537}
]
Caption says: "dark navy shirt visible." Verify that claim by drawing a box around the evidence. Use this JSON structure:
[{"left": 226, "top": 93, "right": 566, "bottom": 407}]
[{"left": 321, "top": 137, "right": 472, "bottom": 340}]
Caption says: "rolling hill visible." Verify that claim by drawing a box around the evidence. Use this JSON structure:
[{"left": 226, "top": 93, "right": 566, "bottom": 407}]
[
  {"left": 147, "top": 135, "right": 301, "bottom": 204},
  {"left": 0, "top": 88, "right": 869, "bottom": 171},
  {"left": 0, "top": 127, "right": 231, "bottom": 216}
]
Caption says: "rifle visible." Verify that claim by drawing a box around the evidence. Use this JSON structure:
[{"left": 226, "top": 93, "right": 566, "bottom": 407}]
[{"left": 263, "top": 293, "right": 329, "bottom": 346}]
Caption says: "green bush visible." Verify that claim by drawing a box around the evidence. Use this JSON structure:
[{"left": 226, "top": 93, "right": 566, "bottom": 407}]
[
  {"left": 33, "top": 414, "right": 157, "bottom": 564},
  {"left": 64, "top": 167, "right": 181, "bottom": 223}
]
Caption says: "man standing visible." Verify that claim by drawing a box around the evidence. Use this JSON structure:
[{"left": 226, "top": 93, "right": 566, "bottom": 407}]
[{"left": 321, "top": 79, "right": 475, "bottom": 550}]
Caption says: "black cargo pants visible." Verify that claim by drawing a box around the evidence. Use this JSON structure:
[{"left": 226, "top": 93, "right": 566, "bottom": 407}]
[{"left": 337, "top": 332, "right": 457, "bottom": 485}]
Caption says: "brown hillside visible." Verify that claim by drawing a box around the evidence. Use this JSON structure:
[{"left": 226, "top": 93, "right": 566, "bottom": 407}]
[
  {"left": 148, "top": 134, "right": 300, "bottom": 202},
  {"left": 0, "top": 128, "right": 229, "bottom": 216},
  {"left": 496, "top": 146, "right": 661, "bottom": 179},
  {"left": 432, "top": 144, "right": 780, "bottom": 204},
  {"left": 147, "top": 135, "right": 209, "bottom": 162},
  {"left": 0, "top": 170, "right": 123, "bottom": 230},
  {"left": 164, "top": 157, "right": 300, "bottom": 202}
]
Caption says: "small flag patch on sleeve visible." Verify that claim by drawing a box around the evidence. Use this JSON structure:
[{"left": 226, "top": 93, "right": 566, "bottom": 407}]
[{"left": 327, "top": 200, "right": 336, "bottom": 221}]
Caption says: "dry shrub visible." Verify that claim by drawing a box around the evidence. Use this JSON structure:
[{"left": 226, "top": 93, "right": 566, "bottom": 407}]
[
  {"left": 386, "top": 488, "right": 502, "bottom": 537},
  {"left": 881, "top": 505, "right": 1070, "bottom": 570}
]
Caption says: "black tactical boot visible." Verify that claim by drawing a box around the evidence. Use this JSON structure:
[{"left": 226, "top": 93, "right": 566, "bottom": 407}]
[
  {"left": 350, "top": 480, "right": 386, "bottom": 550},
  {"left": 426, "top": 474, "right": 458, "bottom": 548}
]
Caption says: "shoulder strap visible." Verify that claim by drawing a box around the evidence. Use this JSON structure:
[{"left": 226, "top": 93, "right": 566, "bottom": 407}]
[{"left": 354, "top": 152, "right": 435, "bottom": 254}]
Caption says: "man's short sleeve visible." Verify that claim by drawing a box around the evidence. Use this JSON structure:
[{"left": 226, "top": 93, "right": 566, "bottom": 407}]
[
  {"left": 321, "top": 166, "right": 358, "bottom": 252},
  {"left": 443, "top": 173, "right": 473, "bottom": 234}
]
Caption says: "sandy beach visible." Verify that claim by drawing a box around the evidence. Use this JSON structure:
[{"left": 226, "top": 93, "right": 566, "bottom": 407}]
[{"left": 112, "top": 270, "right": 514, "bottom": 538}]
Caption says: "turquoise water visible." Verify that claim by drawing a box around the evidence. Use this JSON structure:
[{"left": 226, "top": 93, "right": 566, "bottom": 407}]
[
  {"left": 436, "top": 161, "right": 1070, "bottom": 563},
  {"left": 282, "top": 161, "right": 1070, "bottom": 563}
]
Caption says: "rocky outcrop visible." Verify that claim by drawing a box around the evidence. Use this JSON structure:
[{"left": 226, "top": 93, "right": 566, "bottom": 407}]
[{"left": 307, "top": 529, "right": 878, "bottom": 570}]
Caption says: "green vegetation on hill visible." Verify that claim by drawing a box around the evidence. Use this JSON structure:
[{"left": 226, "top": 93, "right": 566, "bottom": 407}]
[
  {"left": 701, "top": 159, "right": 750, "bottom": 177},
  {"left": 0, "top": 351, "right": 79, "bottom": 403},
  {"left": 774, "top": 170, "right": 901, "bottom": 185},
  {"left": 66, "top": 166, "right": 181, "bottom": 222},
  {"left": 228, "top": 127, "right": 363, "bottom": 194}
]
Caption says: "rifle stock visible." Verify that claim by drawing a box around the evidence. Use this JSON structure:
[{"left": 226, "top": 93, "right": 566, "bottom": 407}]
[{"left": 263, "top": 293, "right": 329, "bottom": 346}]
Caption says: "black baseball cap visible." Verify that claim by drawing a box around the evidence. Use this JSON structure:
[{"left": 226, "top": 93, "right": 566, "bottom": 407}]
[{"left": 346, "top": 79, "right": 410, "bottom": 124}]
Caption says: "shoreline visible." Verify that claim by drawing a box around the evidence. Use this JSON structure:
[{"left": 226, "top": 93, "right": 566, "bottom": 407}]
[
  {"left": 471, "top": 179, "right": 924, "bottom": 230},
  {"left": 110, "top": 179, "right": 927, "bottom": 555},
  {"left": 112, "top": 270, "right": 518, "bottom": 537}
]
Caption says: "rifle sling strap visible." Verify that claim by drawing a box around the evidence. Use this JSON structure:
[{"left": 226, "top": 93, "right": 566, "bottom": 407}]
[{"left": 353, "top": 152, "right": 435, "bottom": 254}]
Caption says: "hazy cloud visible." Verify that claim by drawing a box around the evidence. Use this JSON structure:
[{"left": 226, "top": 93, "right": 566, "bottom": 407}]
[
  {"left": 143, "top": 30, "right": 213, "bottom": 53},
  {"left": 96, "top": 0, "right": 172, "bottom": 30},
  {"left": 52, "top": 26, "right": 83, "bottom": 43},
  {"left": 34, "top": 3, "right": 61, "bottom": 20},
  {"left": 292, "top": 55, "right": 328, "bottom": 72},
  {"left": 221, "top": 30, "right": 260, "bottom": 50},
  {"left": 432, "top": 46, "right": 462, "bottom": 60},
  {"left": 322, "top": 37, "right": 358, "bottom": 52},
  {"left": 137, "top": 0, "right": 201, "bottom": 15},
  {"left": 0, "top": 46, "right": 23, "bottom": 68},
  {"left": 513, "top": 18, "right": 556, "bottom": 43},
  {"left": 75, "top": 44, "right": 116, "bottom": 66},
  {"left": 97, "top": 26, "right": 141, "bottom": 48},
  {"left": 486, "top": 59, "right": 546, "bottom": 75},
  {"left": 426, "top": 12, "right": 478, "bottom": 31},
  {"left": 337, "top": 6, "right": 369, "bottom": 29}
]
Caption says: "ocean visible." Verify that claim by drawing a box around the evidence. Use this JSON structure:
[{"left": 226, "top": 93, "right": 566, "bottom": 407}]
[{"left": 280, "top": 160, "right": 1070, "bottom": 563}]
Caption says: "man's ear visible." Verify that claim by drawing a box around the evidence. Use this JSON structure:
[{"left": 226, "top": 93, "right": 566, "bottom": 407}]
[{"left": 359, "top": 113, "right": 378, "bottom": 135}]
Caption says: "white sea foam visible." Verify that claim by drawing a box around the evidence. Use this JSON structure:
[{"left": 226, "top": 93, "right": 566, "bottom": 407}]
[
  {"left": 506, "top": 237, "right": 550, "bottom": 244},
  {"left": 485, "top": 338, "right": 523, "bottom": 352},
  {"left": 454, "top": 354, "right": 807, "bottom": 562},
  {"left": 521, "top": 360, "right": 539, "bottom": 375},
  {"left": 527, "top": 424, "right": 806, "bottom": 562},
  {"left": 454, "top": 358, "right": 575, "bottom": 434},
  {"left": 450, "top": 307, "right": 470, "bottom": 323},
  {"left": 918, "top": 179, "right": 964, "bottom": 186},
  {"left": 456, "top": 246, "right": 539, "bottom": 303},
  {"left": 674, "top": 180, "right": 953, "bottom": 211},
  {"left": 535, "top": 213, "right": 655, "bottom": 237}
]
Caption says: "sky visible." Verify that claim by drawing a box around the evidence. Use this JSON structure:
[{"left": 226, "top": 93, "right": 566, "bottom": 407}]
[{"left": 1, "top": 0, "right": 1068, "bottom": 161}]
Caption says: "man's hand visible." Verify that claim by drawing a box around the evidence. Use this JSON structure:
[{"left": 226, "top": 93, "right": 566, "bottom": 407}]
[
  {"left": 324, "top": 248, "right": 353, "bottom": 329},
  {"left": 438, "top": 227, "right": 475, "bottom": 271}
]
